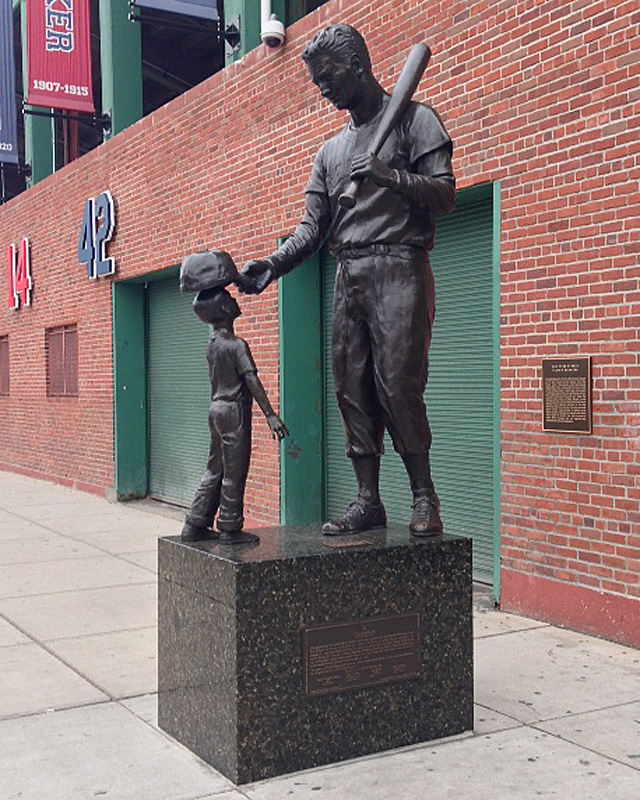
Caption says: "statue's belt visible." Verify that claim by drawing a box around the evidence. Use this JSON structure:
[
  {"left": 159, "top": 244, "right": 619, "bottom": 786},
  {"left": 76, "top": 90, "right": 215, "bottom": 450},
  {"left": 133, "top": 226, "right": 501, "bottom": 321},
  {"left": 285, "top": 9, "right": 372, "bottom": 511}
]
[{"left": 336, "top": 243, "right": 424, "bottom": 261}]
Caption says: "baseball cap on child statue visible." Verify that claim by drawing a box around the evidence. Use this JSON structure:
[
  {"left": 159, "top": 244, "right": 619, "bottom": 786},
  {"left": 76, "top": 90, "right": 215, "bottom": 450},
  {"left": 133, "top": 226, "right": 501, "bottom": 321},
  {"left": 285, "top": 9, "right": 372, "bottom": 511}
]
[{"left": 180, "top": 250, "right": 239, "bottom": 293}]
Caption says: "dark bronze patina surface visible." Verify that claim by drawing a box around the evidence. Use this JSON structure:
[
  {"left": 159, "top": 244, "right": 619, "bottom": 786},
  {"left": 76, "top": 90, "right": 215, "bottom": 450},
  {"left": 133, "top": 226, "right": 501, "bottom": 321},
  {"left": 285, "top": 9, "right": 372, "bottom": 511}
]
[
  {"left": 178, "top": 257, "right": 287, "bottom": 543},
  {"left": 240, "top": 24, "right": 455, "bottom": 535}
]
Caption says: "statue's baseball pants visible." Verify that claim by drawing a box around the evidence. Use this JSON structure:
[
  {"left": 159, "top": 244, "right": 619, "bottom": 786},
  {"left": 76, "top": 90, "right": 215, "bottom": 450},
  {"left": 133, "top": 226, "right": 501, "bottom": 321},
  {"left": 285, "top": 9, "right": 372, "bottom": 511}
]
[
  {"left": 331, "top": 246, "right": 435, "bottom": 458},
  {"left": 186, "top": 398, "right": 252, "bottom": 532}
]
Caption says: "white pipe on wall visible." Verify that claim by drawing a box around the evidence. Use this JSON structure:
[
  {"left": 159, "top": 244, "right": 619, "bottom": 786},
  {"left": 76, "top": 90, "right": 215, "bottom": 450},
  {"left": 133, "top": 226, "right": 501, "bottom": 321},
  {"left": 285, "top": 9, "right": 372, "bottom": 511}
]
[{"left": 261, "top": 0, "right": 271, "bottom": 29}]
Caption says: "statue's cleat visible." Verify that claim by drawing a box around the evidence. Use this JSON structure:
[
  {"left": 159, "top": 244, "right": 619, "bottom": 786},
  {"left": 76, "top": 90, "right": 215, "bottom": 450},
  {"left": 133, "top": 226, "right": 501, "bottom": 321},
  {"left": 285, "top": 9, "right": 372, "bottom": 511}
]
[
  {"left": 322, "top": 500, "right": 386, "bottom": 535},
  {"left": 181, "top": 522, "right": 216, "bottom": 542},
  {"left": 409, "top": 495, "right": 443, "bottom": 537}
]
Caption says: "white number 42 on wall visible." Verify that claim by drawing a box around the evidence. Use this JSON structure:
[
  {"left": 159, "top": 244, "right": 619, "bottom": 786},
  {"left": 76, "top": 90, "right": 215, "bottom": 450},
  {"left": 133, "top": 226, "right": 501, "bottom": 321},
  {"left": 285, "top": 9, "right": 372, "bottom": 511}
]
[{"left": 78, "top": 190, "right": 116, "bottom": 279}]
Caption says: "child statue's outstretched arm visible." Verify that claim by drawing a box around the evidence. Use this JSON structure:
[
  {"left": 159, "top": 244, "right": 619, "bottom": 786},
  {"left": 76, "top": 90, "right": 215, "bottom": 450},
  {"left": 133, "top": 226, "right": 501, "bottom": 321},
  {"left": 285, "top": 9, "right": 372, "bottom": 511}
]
[{"left": 244, "top": 373, "right": 289, "bottom": 441}]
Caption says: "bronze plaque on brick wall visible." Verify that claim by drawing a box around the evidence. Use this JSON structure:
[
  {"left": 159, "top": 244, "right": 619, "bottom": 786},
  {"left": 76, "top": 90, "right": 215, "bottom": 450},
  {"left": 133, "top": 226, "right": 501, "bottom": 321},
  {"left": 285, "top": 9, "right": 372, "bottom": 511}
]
[
  {"left": 542, "top": 357, "right": 592, "bottom": 433},
  {"left": 302, "top": 613, "right": 421, "bottom": 697}
]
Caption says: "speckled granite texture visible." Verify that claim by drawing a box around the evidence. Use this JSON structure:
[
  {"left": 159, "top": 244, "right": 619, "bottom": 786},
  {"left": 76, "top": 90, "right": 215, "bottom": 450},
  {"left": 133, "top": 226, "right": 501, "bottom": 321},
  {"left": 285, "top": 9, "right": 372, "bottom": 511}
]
[{"left": 158, "top": 524, "right": 473, "bottom": 784}]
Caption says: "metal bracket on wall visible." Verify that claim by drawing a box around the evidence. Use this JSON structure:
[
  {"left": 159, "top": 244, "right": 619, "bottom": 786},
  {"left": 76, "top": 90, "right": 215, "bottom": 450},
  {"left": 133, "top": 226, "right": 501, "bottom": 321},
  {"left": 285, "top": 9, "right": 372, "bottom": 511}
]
[
  {"left": 224, "top": 16, "right": 242, "bottom": 56},
  {"left": 22, "top": 105, "right": 112, "bottom": 136},
  {"left": 0, "top": 161, "right": 31, "bottom": 179}
]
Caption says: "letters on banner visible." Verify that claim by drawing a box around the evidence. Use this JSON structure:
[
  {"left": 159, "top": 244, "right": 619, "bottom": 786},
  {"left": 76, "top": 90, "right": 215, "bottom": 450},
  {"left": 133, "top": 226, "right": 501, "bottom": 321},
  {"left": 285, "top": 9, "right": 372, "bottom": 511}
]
[{"left": 26, "top": 0, "right": 94, "bottom": 113}]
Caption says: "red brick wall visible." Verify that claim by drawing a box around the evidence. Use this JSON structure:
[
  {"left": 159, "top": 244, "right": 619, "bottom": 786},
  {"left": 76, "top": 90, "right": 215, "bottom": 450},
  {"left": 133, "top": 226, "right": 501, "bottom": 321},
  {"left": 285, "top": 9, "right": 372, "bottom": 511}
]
[{"left": 0, "top": 0, "right": 638, "bottom": 636}]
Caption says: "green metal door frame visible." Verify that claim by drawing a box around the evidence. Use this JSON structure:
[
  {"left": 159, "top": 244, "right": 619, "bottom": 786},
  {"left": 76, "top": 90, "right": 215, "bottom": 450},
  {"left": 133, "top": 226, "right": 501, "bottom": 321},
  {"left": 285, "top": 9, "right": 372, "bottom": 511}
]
[
  {"left": 112, "top": 281, "right": 147, "bottom": 498},
  {"left": 277, "top": 251, "right": 323, "bottom": 524},
  {"left": 492, "top": 181, "right": 502, "bottom": 604}
]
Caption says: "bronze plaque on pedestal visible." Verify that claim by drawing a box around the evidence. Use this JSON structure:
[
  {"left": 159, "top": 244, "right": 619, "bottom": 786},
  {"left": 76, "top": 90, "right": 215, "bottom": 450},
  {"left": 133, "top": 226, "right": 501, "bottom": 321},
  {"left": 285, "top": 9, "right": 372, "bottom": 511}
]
[
  {"left": 302, "top": 612, "right": 421, "bottom": 697},
  {"left": 542, "top": 357, "right": 592, "bottom": 433}
]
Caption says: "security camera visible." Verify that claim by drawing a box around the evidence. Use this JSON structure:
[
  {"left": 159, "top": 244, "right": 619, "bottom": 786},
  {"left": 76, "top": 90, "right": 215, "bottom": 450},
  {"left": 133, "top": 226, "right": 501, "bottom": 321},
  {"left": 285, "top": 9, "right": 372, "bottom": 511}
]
[{"left": 261, "top": 13, "right": 285, "bottom": 48}]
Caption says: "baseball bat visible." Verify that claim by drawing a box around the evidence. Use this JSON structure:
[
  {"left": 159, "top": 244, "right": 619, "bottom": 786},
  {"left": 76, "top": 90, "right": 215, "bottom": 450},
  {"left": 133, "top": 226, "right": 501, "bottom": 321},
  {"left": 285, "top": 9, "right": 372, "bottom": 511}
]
[{"left": 338, "top": 43, "right": 432, "bottom": 210}]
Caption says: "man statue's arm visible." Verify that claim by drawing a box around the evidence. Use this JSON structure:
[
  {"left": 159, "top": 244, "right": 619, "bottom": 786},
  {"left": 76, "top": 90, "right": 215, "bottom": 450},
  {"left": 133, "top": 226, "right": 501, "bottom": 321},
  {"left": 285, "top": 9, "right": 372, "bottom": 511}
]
[
  {"left": 350, "top": 144, "right": 456, "bottom": 215},
  {"left": 239, "top": 191, "right": 331, "bottom": 294}
]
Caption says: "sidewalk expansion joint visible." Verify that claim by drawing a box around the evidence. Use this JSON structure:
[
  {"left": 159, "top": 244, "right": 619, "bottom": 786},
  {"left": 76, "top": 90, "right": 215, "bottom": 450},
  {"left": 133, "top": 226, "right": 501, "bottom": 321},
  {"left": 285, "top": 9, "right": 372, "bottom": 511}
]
[
  {"left": 0, "top": 578, "right": 157, "bottom": 602},
  {"left": 473, "top": 623, "right": 552, "bottom": 640},
  {"left": 0, "top": 610, "right": 137, "bottom": 702},
  {"left": 531, "top": 698, "right": 640, "bottom": 724},
  {"left": 528, "top": 721, "right": 640, "bottom": 772},
  {"left": 0, "top": 697, "right": 113, "bottom": 724}
]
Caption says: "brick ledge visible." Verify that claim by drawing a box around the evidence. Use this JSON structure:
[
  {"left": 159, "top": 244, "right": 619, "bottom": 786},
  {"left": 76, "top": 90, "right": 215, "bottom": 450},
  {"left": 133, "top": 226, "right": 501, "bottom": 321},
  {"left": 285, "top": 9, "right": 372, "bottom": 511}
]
[{"left": 501, "top": 570, "right": 640, "bottom": 649}]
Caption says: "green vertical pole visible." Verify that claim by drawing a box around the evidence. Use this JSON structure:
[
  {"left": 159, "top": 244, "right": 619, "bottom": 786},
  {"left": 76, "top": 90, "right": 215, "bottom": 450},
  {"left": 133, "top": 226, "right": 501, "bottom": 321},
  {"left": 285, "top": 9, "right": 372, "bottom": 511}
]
[
  {"left": 224, "top": 0, "right": 257, "bottom": 65},
  {"left": 492, "top": 182, "right": 502, "bottom": 605},
  {"left": 99, "top": 0, "right": 142, "bottom": 136},
  {"left": 20, "top": 0, "right": 53, "bottom": 186},
  {"left": 224, "top": 0, "right": 286, "bottom": 65}
]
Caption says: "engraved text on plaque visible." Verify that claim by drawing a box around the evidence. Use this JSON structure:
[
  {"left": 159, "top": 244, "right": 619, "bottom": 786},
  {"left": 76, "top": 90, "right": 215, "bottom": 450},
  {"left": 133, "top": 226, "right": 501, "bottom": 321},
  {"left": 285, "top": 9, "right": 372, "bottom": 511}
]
[
  {"left": 303, "top": 613, "right": 421, "bottom": 697},
  {"left": 542, "top": 357, "right": 592, "bottom": 433}
]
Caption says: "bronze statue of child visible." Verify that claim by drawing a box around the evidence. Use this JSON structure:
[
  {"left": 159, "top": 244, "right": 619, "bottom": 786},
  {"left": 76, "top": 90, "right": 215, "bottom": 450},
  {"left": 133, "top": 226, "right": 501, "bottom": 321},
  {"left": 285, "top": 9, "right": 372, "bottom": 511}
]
[{"left": 179, "top": 252, "right": 287, "bottom": 544}]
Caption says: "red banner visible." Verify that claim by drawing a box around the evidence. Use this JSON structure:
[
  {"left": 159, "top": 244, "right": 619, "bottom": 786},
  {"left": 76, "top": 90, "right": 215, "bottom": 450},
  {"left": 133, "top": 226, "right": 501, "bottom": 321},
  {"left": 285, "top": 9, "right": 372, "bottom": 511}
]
[{"left": 26, "top": 0, "right": 94, "bottom": 114}]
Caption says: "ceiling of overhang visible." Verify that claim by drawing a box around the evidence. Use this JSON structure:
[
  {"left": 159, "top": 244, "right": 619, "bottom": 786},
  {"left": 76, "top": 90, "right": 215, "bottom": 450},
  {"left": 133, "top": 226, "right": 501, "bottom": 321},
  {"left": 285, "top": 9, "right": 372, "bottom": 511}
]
[{"left": 138, "top": 4, "right": 224, "bottom": 116}]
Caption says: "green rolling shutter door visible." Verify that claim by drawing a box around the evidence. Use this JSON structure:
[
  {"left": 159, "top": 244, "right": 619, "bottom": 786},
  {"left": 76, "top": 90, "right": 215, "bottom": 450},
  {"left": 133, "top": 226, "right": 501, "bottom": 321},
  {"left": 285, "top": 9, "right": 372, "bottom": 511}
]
[
  {"left": 323, "top": 197, "right": 496, "bottom": 580},
  {"left": 147, "top": 277, "right": 212, "bottom": 506}
]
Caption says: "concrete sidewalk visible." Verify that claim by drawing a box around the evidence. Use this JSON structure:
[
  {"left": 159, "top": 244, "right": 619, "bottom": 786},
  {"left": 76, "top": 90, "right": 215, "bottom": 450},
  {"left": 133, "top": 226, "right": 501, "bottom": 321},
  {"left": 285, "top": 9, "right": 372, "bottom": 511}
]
[{"left": 0, "top": 470, "right": 638, "bottom": 800}]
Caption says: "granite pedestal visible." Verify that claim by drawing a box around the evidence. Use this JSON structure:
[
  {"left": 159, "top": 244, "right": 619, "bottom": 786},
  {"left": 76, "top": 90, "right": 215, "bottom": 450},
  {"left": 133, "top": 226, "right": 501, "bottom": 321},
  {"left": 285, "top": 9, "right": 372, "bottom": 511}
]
[{"left": 158, "top": 524, "right": 473, "bottom": 784}]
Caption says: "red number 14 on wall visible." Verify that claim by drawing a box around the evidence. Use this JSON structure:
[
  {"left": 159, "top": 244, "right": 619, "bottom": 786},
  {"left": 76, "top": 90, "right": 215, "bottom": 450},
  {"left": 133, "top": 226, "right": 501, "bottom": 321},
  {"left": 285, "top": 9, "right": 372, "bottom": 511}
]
[{"left": 6, "top": 239, "right": 32, "bottom": 309}]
